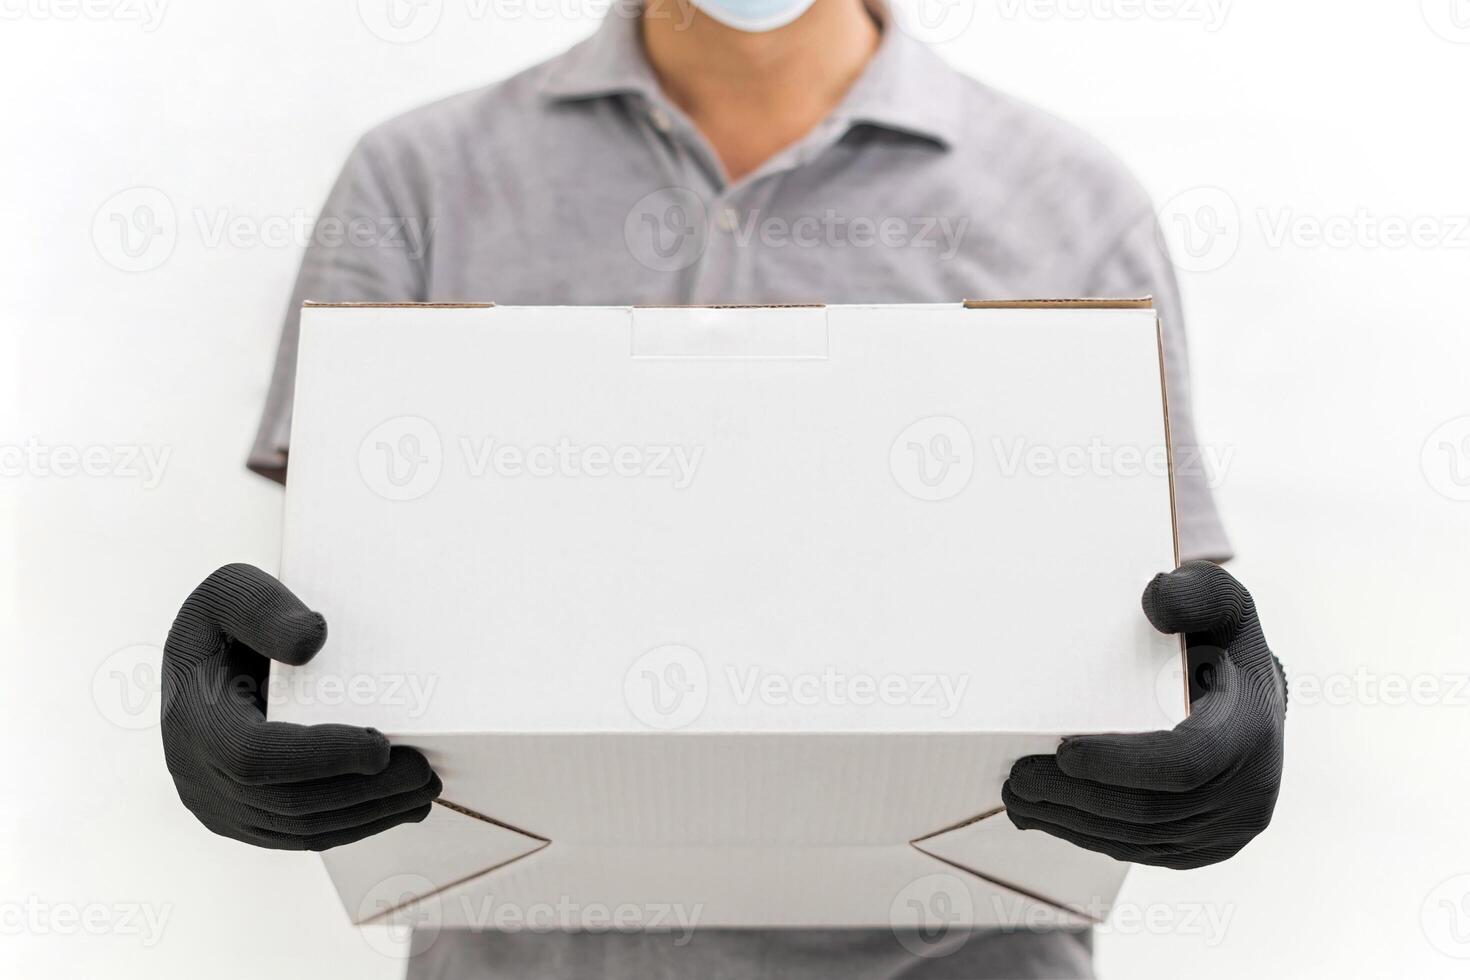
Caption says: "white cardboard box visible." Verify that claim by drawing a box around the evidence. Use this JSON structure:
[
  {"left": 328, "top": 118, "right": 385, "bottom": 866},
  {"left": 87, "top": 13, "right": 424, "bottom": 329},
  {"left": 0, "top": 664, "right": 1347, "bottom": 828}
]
[{"left": 272, "top": 300, "right": 1185, "bottom": 933}]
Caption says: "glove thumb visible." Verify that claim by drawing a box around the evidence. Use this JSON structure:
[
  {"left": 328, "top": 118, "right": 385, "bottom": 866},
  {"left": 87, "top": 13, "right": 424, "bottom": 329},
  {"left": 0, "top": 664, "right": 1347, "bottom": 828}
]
[{"left": 165, "top": 564, "right": 328, "bottom": 669}]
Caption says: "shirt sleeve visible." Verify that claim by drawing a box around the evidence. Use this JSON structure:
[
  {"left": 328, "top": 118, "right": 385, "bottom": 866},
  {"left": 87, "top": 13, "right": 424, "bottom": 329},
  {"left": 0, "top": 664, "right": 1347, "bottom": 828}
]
[
  {"left": 1082, "top": 216, "right": 1234, "bottom": 564},
  {"left": 247, "top": 136, "right": 427, "bottom": 483}
]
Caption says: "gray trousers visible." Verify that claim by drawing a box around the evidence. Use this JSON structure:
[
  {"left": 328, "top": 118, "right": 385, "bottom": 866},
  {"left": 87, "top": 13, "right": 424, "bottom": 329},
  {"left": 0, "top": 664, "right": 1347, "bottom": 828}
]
[{"left": 405, "top": 928, "right": 1095, "bottom": 979}]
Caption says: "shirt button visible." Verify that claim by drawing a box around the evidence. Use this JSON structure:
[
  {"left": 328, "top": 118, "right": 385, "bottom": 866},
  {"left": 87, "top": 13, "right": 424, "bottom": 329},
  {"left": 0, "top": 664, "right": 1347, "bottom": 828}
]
[
  {"left": 649, "top": 107, "right": 673, "bottom": 133},
  {"left": 716, "top": 207, "right": 738, "bottom": 233}
]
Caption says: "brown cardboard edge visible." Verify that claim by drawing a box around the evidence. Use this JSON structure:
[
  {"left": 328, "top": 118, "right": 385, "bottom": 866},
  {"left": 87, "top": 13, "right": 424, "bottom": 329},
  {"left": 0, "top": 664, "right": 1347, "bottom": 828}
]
[
  {"left": 909, "top": 809, "right": 1105, "bottom": 925},
  {"left": 633, "top": 303, "right": 826, "bottom": 309},
  {"left": 1154, "top": 314, "right": 1191, "bottom": 717},
  {"left": 354, "top": 798, "right": 550, "bottom": 926},
  {"left": 962, "top": 297, "right": 1155, "bottom": 310},
  {"left": 306, "top": 299, "right": 1144, "bottom": 311},
  {"left": 910, "top": 805, "right": 1007, "bottom": 845},
  {"left": 303, "top": 301, "right": 496, "bottom": 309},
  {"left": 961, "top": 296, "right": 1187, "bottom": 711},
  {"left": 432, "top": 799, "right": 551, "bottom": 844}
]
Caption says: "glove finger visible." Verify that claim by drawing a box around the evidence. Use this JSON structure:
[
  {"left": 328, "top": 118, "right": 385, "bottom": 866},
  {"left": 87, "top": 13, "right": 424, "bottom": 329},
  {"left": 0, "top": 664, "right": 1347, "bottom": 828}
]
[
  {"left": 1002, "top": 783, "right": 1226, "bottom": 847},
  {"left": 1055, "top": 659, "right": 1246, "bottom": 792},
  {"left": 228, "top": 746, "right": 436, "bottom": 816},
  {"left": 244, "top": 775, "right": 442, "bottom": 837},
  {"left": 209, "top": 718, "right": 392, "bottom": 785},
  {"left": 1006, "top": 756, "right": 1220, "bottom": 825},
  {"left": 166, "top": 564, "right": 327, "bottom": 671},
  {"left": 1005, "top": 812, "right": 1210, "bottom": 869},
  {"left": 295, "top": 803, "right": 435, "bottom": 852},
  {"left": 241, "top": 802, "right": 434, "bottom": 852},
  {"left": 1141, "top": 561, "right": 1253, "bottom": 647}
]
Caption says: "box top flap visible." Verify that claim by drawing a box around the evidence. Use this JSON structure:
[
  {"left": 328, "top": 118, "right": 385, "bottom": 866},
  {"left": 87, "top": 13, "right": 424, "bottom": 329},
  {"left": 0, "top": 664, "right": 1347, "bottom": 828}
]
[
  {"left": 962, "top": 297, "right": 1154, "bottom": 310},
  {"left": 303, "top": 301, "right": 496, "bottom": 309},
  {"left": 300, "top": 298, "right": 1151, "bottom": 311},
  {"left": 273, "top": 303, "right": 1183, "bottom": 737}
]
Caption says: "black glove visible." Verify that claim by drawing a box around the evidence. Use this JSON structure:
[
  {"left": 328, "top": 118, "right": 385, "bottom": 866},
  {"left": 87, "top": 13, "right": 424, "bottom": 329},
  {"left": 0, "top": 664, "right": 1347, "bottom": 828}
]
[
  {"left": 1003, "top": 561, "right": 1286, "bottom": 870},
  {"left": 161, "top": 564, "right": 441, "bottom": 850}
]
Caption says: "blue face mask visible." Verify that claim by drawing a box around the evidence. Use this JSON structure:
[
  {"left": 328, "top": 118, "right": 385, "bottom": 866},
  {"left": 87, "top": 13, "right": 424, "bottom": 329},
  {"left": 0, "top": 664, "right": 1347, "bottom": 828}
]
[{"left": 688, "top": 0, "right": 819, "bottom": 32}]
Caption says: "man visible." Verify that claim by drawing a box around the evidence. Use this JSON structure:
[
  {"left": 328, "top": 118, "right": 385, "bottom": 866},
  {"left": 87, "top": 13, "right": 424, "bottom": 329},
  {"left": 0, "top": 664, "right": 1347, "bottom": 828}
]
[{"left": 161, "top": 0, "right": 1287, "bottom": 976}]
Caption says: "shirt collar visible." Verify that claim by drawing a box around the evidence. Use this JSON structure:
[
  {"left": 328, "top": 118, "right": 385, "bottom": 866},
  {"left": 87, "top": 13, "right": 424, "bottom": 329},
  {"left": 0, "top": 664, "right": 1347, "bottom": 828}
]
[{"left": 538, "top": 0, "right": 964, "bottom": 150}]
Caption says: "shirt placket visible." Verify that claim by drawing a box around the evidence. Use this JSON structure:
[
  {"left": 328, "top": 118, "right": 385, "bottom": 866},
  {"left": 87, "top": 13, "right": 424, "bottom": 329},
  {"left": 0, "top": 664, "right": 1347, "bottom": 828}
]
[{"left": 638, "top": 95, "right": 852, "bottom": 304}]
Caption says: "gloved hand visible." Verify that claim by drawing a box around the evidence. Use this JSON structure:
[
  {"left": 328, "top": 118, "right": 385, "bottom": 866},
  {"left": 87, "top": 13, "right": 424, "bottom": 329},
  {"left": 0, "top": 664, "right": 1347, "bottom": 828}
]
[
  {"left": 1003, "top": 561, "right": 1286, "bottom": 870},
  {"left": 161, "top": 564, "right": 441, "bottom": 850}
]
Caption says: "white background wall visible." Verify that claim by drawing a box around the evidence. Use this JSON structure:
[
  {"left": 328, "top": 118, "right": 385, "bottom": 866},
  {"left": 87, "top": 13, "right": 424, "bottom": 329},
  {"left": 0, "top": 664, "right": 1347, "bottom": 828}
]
[{"left": 3, "top": 1, "right": 1469, "bottom": 977}]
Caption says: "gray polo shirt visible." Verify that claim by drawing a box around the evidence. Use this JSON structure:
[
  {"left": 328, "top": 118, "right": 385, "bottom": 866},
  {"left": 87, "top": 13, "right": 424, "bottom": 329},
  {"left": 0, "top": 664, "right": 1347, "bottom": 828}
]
[
  {"left": 249, "top": 3, "right": 1228, "bottom": 565},
  {"left": 249, "top": 4, "right": 1230, "bottom": 976}
]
